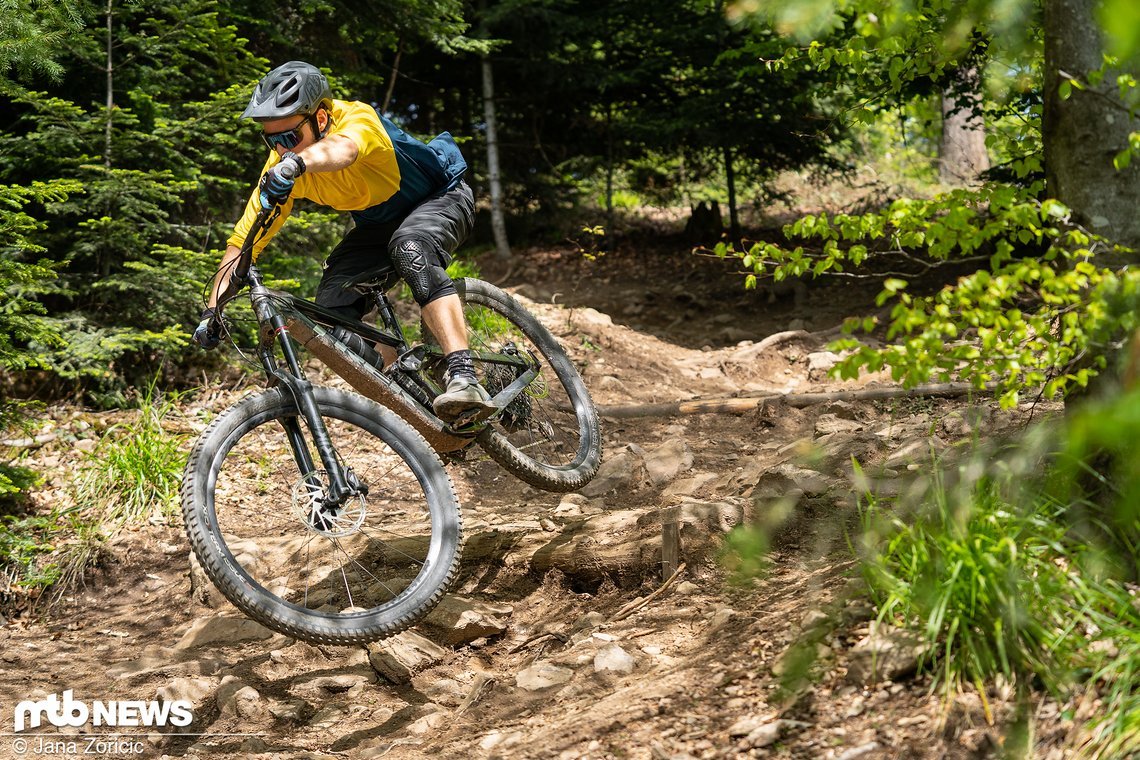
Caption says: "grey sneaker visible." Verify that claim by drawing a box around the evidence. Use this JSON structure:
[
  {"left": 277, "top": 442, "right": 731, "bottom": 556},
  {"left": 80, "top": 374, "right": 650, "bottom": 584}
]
[{"left": 433, "top": 375, "right": 496, "bottom": 421}]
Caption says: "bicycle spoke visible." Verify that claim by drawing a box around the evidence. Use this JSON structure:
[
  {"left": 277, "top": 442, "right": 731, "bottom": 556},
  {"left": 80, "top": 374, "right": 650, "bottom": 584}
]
[{"left": 209, "top": 404, "right": 437, "bottom": 618}]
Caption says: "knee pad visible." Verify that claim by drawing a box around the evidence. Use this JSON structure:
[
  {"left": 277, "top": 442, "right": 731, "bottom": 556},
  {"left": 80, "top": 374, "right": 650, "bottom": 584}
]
[{"left": 391, "top": 238, "right": 457, "bottom": 306}]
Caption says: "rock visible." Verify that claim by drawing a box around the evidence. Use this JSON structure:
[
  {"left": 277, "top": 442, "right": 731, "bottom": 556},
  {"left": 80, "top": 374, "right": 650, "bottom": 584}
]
[
  {"left": 240, "top": 737, "right": 268, "bottom": 754},
  {"left": 643, "top": 440, "right": 694, "bottom": 486},
  {"left": 406, "top": 710, "right": 449, "bottom": 735},
  {"left": 675, "top": 581, "right": 698, "bottom": 595},
  {"left": 800, "top": 609, "right": 830, "bottom": 630},
  {"left": 516, "top": 662, "right": 574, "bottom": 691},
  {"left": 174, "top": 616, "right": 274, "bottom": 650},
  {"left": 846, "top": 628, "right": 928, "bottom": 685},
  {"left": 420, "top": 595, "right": 511, "bottom": 645},
  {"left": 845, "top": 697, "right": 865, "bottom": 717},
  {"left": 308, "top": 705, "right": 346, "bottom": 729},
  {"left": 308, "top": 673, "right": 374, "bottom": 693},
  {"left": 593, "top": 644, "right": 635, "bottom": 674},
  {"left": 155, "top": 677, "right": 217, "bottom": 708},
  {"left": 187, "top": 553, "right": 225, "bottom": 608},
  {"left": 422, "top": 678, "right": 464, "bottom": 706},
  {"left": 751, "top": 463, "right": 833, "bottom": 501},
  {"left": 572, "top": 611, "right": 606, "bottom": 632},
  {"left": 513, "top": 284, "right": 553, "bottom": 303},
  {"left": 641, "top": 498, "right": 746, "bottom": 534},
  {"left": 743, "top": 720, "right": 783, "bottom": 748},
  {"left": 662, "top": 472, "right": 718, "bottom": 499},
  {"left": 597, "top": 375, "right": 628, "bottom": 394},
  {"left": 215, "top": 675, "right": 263, "bottom": 719},
  {"left": 814, "top": 414, "right": 863, "bottom": 436},
  {"left": 837, "top": 742, "right": 881, "bottom": 760},
  {"left": 816, "top": 432, "right": 883, "bottom": 471},
  {"left": 727, "top": 715, "right": 770, "bottom": 737},
  {"left": 108, "top": 651, "right": 225, "bottom": 681},
  {"left": 268, "top": 698, "right": 309, "bottom": 722},
  {"left": 884, "top": 437, "right": 947, "bottom": 468},
  {"left": 820, "top": 400, "right": 859, "bottom": 419},
  {"left": 706, "top": 608, "right": 735, "bottom": 631},
  {"left": 480, "top": 731, "right": 524, "bottom": 751},
  {"left": 367, "top": 631, "right": 447, "bottom": 684},
  {"left": 806, "top": 351, "right": 841, "bottom": 379},
  {"left": 578, "top": 445, "right": 646, "bottom": 497}
]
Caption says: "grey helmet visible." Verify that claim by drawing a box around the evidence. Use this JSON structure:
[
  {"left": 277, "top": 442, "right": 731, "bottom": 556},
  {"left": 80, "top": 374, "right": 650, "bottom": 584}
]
[{"left": 242, "top": 61, "right": 332, "bottom": 121}]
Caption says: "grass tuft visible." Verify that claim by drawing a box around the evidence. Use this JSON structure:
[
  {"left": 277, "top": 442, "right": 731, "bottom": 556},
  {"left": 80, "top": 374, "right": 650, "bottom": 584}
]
[{"left": 74, "top": 379, "right": 189, "bottom": 526}]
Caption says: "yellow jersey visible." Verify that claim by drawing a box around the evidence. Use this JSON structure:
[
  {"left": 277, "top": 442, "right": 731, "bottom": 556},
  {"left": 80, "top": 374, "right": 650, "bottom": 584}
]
[{"left": 228, "top": 99, "right": 466, "bottom": 258}]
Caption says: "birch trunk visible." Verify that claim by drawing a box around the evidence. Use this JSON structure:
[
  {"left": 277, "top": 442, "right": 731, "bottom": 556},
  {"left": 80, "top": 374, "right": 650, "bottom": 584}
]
[{"left": 481, "top": 56, "right": 510, "bottom": 261}]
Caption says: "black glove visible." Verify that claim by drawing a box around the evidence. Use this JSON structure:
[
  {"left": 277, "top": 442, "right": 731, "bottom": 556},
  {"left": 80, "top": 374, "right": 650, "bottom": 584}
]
[
  {"left": 259, "top": 152, "right": 306, "bottom": 209},
  {"left": 192, "top": 307, "right": 222, "bottom": 350}
]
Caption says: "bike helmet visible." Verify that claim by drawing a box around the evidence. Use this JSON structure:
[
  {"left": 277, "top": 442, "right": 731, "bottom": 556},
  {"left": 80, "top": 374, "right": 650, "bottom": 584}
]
[{"left": 242, "top": 61, "right": 333, "bottom": 121}]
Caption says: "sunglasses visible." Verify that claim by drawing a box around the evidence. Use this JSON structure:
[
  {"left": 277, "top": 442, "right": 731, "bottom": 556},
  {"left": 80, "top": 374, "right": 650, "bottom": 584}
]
[{"left": 261, "top": 117, "right": 308, "bottom": 151}]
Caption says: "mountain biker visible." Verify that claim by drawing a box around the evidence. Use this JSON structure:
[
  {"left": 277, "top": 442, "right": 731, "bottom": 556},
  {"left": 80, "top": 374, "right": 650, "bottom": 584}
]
[{"left": 192, "top": 60, "right": 495, "bottom": 421}]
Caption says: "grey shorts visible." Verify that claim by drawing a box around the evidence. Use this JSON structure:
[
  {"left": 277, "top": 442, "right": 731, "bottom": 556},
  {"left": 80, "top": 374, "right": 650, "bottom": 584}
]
[{"left": 315, "top": 181, "right": 475, "bottom": 319}]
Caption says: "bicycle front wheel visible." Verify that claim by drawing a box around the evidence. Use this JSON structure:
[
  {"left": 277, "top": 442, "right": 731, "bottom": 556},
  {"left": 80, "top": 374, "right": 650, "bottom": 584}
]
[
  {"left": 455, "top": 278, "right": 602, "bottom": 492},
  {"left": 181, "top": 386, "right": 461, "bottom": 645}
]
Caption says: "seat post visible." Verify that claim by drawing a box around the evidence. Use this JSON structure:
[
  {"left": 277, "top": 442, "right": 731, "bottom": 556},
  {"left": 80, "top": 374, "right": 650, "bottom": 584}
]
[{"left": 372, "top": 291, "right": 407, "bottom": 352}]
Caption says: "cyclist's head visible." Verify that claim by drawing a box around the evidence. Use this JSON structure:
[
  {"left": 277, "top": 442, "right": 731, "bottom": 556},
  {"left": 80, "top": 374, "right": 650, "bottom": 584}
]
[
  {"left": 243, "top": 61, "right": 332, "bottom": 121},
  {"left": 243, "top": 62, "right": 333, "bottom": 153}
]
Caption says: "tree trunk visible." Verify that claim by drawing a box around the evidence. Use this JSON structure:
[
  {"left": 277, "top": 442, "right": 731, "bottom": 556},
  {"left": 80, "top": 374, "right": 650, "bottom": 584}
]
[
  {"left": 1043, "top": 0, "right": 1140, "bottom": 251},
  {"left": 380, "top": 38, "right": 403, "bottom": 114},
  {"left": 481, "top": 56, "right": 511, "bottom": 262},
  {"left": 104, "top": 0, "right": 113, "bottom": 169},
  {"left": 605, "top": 102, "right": 615, "bottom": 247},
  {"left": 939, "top": 64, "right": 990, "bottom": 185},
  {"left": 723, "top": 145, "right": 740, "bottom": 243}
]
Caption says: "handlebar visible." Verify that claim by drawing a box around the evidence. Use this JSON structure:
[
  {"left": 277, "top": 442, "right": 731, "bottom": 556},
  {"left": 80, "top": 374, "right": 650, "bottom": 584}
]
[{"left": 208, "top": 202, "right": 279, "bottom": 332}]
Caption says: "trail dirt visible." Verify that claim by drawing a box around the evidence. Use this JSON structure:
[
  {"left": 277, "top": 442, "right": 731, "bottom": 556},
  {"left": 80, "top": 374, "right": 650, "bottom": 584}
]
[{"left": 0, "top": 238, "right": 1052, "bottom": 760}]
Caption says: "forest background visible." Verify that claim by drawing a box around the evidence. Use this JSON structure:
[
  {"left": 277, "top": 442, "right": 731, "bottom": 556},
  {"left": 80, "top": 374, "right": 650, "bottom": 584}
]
[{"left": 3, "top": 0, "right": 1140, "bottom": 753}]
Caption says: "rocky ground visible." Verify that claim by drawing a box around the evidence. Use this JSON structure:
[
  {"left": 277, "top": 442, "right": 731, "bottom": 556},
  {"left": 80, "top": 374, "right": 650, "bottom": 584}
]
[{"left": 0, "top": 238, "right": 1063, "bottom": 760}]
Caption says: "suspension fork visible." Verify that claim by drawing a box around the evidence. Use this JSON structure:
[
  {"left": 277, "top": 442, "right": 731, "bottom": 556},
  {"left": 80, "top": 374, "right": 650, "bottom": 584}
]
[{"left": 250, "top": 272, "right": 355, "bottom": 505}]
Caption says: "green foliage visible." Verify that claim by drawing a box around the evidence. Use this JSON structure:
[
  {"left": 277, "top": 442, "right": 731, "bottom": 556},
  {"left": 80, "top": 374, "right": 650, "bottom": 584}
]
[
  {"left": 0, "top": 0, "right": 83, "bottom": 81},
  {"left": 0, "top": 181, "right": 79, "bottom": 371},
  {"left": 73, "top": 381, "right": 189, "bottom": 524},
  {"left": 856, "top": 392, "right": 1140, "bottom": 754},
  {"left": 860, "top": 465, "right": 1084, "bottom": 700},
  {"left": 718, "top": 185, "right": 1137, "bottom": 407},
  {"left": 0, "top": 514, "right": 61, "bottom": 593}
]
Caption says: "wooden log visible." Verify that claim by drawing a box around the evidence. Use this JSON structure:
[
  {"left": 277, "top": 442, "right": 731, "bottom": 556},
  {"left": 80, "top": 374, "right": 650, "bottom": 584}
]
[{"left": 597, "top": 383, "right": 986, "bottom": 419}]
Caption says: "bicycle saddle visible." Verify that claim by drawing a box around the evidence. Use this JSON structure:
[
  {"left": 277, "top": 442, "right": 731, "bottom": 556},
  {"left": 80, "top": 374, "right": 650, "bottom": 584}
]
[{"left": 346, "top": 263, "right": 399, "bottom": 293}]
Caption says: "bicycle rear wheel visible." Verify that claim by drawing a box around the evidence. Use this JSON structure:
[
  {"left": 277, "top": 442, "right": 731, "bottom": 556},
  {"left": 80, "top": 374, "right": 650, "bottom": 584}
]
[
  {"left": 450, "top": 278, "right": 602, "bottom": 492},
  {"left": 181, "top": 386, "right": 461, "bottom": 645}
]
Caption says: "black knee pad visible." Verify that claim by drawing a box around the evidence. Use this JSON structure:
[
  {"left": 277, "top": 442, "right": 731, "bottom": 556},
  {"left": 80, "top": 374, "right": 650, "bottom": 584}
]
[{"left": 391, "top": 238, "right": 457, "bottom": 306}]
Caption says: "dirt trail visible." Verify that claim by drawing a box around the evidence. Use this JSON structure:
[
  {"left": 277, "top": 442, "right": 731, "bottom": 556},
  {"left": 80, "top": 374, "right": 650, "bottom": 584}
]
[{"left": 0, "top": 243, "right": 1036, "bottom": 760}]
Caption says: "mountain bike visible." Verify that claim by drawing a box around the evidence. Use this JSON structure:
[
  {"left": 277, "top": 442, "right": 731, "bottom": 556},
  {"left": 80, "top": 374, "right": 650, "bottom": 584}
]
[{"left": 181, "top": 203, "right": 602, "bottom": 645}]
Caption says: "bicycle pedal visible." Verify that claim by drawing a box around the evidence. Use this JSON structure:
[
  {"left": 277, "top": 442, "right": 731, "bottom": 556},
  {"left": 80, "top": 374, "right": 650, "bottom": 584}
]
[{"left": 445, "top": 417, "right": 485, "bottom": 434}]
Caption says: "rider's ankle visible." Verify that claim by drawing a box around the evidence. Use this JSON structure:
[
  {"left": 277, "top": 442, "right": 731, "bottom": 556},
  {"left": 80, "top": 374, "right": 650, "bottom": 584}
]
[{"left": 445, "top": 349, "right": 476, "bottom": 382}]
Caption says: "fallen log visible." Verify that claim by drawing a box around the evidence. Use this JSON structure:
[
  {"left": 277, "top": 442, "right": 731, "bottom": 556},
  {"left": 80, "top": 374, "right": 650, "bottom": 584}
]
[
  {"left": 597, "top": 382, "right": 986, "bottom": 419},
  {"left": 460, "top": 501, "right": 748, "bottom": 587}
]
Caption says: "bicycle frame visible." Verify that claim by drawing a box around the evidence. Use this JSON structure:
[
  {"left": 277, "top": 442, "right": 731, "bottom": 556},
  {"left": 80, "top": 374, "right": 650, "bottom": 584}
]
[{"left": 214, "top": 204, "right": 540, "bottom": 469}]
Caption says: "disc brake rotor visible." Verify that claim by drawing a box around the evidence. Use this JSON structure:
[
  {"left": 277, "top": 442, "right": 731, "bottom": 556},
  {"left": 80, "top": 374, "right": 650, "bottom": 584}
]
[{"left": 291, "top": 469, "right": 367, "bottom": 538}]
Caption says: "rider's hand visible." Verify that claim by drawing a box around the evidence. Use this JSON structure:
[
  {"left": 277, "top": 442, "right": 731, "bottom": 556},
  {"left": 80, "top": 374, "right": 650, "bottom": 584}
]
[
  {"left": 192, "top": 307, "right": 222, "bottom": 350},
  {"left": 259, "top": 151, "right": 305, "bottom": 209}
]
